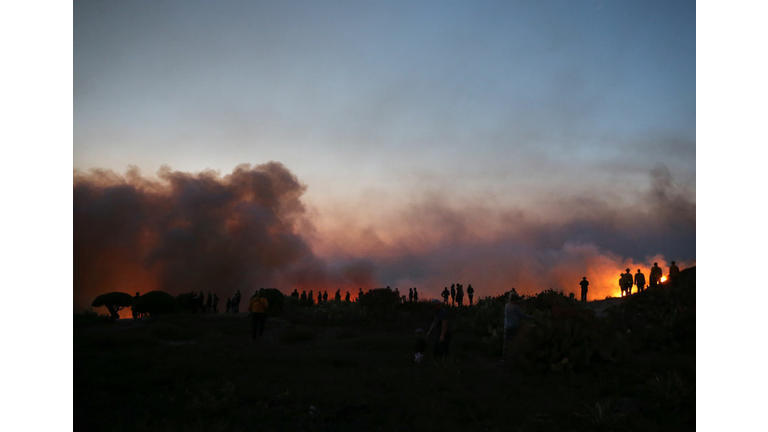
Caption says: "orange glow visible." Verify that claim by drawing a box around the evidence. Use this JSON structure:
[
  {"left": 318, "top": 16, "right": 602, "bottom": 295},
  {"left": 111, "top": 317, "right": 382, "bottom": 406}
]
[{"left": 661, "top": 276, "right": 667, "bottom": 282}]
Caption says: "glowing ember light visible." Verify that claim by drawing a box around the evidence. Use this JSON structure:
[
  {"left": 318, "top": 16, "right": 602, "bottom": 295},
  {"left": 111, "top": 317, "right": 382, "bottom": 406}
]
[{"left": 661, "top": 276, "right": 667, "bottom": 283}]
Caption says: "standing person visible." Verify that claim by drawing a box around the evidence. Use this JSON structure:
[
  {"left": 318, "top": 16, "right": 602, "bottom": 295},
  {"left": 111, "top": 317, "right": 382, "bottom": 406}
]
[
  {"left": 394, "top": 288, "right": 400, "bottom": 300},
  {"left": 248, "top": 289, "right": 269, "bottom": 340},
  {"left": 669, "top": 261, "right": 680, "bottom": 288},
  {"left": 450, "top": 284, "right": 456, "bottom": 306},
  {"left": 650, "top": 262, "right": 663, "bottom": 288},
  {"left": 213, "top": 294, "right": 219, "bottom": 313},
  {"left": 408, "top": 288, "right": 414, "bottom": 302},
  {"left": 502, "top": 293, "right": 533, "bottom": 362},
  {"left": 132, "top": 292, "right": 141, "bottom": 321},
  {"left": 618, "top": 274, "right": 626, "bottom": 297},
  {"left": 199, "top": 291, "right": 206, "bottom": 313},
  {"left": 291, "top": 289, "right": 299, "bottom": 299},
  {"left": 442, "top": 287, "right": 450, "bottom": 304},
  {"left": 300, "top": 290, "right": 307, "bottom": 302},
  {"left": 426, "top": 300, "right": 451, "bottom": 361},
  {"left": 225, "top": 297, "right": 232, "bottom": 313},
  {"left": 233, "top": 290, "right": 242, "bottom": 313},
  {"left": 345, "top": 291, "right": 350, "bottom": 302},
  {"left": 456, "top": 284, "right": 464, "bottom": 306},
  {"left": 467, "top": 284, "right": 475, "bottom": 306},
  {"left": 622, "top": 269, "right": 634, "bottom": 296},
  {"left": 323, "top": 291, "right": 329, "bottom": 303},
  {"left": 634, "top": 269, "right": 646, "bottom": 293},
  {"left": 413, "top": 287, "right": 419, "bottom": 302},
  {"left": 335, "top": 289, "right": 341, "bottom": 302},
  {"left": 579, "top": 277, "right": 589, "bottom": 303},
  {"left": 358, "top": 288, "right": 364, "bottom": 301},
  {"left": 308, "top": 290, "right": 314, "bottom": 304}
]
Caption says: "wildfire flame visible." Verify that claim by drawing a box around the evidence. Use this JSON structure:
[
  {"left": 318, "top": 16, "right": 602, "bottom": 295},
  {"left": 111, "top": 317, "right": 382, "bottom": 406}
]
[{"left": 660, "top": 276, "right": 667, "bottom": 283}]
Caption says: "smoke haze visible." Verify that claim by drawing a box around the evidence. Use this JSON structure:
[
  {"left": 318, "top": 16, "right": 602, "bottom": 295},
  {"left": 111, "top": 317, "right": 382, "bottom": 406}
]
[{"left": 75, "top": 162, "right": 694, "bottom": 313}]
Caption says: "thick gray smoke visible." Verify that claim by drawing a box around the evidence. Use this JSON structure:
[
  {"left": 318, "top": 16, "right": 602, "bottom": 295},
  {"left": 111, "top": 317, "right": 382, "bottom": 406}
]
[{"left": 73, "top": 162, "right": 374, "bottom": 312}]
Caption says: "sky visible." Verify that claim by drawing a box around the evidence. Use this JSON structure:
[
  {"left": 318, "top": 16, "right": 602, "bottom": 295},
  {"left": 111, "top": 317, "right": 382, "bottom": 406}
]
[
  {"left": 8, "top": 2, "right": 768, "bottom": 429},
  {"left": 72, "top": 0, "right": 696, "bottom": 311}
]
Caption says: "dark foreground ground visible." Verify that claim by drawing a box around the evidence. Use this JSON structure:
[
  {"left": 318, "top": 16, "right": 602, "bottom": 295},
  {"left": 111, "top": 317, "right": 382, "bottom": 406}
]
[{"left": 74, "top": 285, "right": 695, "bottom": 431}]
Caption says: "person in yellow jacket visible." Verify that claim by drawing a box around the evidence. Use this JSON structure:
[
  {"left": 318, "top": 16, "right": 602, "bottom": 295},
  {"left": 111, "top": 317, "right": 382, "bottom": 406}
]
[
  {"left": 669, "top": 261, "right": 680, "bottom": 288},
  {"left": 650, "top": 262, "right": 663, "bottom": 288},
  {"left": 248, "top": 289, "right": 269, "bottom": 340}
]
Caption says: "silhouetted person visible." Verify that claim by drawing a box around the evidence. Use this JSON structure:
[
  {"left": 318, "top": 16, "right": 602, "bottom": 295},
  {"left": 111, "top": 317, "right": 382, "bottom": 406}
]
[
  {"left": 345, "top": 291, "right": 350, "bottom": 302},
  {"left": 650, "top": 262, "right": 662, "bottom": 288},
  {"left": 394, "top": 288, "right": 400, "bottom": 299},
  {"left": 226, "top": 297, "right": 232, "bottom": 313},
  {"left": 413, "top": 287, "right": 419, "bottom": 302},
  {"left": 401, "top": 295, "right": 406, "bottom": 303},
  {"left": 408, "top": 288, "right": 414, "bottom": 302},
  {"left": 335, "top": 289, "right": 341, "bottom": 302},
  {"left": 456, "top": 284, "right": 464, "bottom": 306},
  {"left": 291, "top": 289, "right": 299, "bottom": 299},
  {"left": 669, "top": 261, "right": 680, "bottom": 288},
  {"left": 618, "top": 274, "right": 625, "bottom": 297},
  {"left": 132, "top": 292, "right": 141, "bottom": 321},
  {"left": 248, "top": 289, "right": 269, "bottom": 340},
  {"left": 634, "top": 269, "right": 646, "bottom": 293},
  {"left": 308, "top": 290, "right": 314, "bottom": 304},
  {"left": 426, "top": 299, "right": 451, "bottom": 361},
  {"left": 450, "top": 284, "right": 456, "bottom": 306},
  {"left": 300, "top": 290, "right": 307, "bottom": 301},
  {"left": 503, "top": 293, "right": 533, "bottom": 362},
  {"left": 206, "top": 293, "right": 212, "bottom": 313},
  {"left": 233, "top": 290, "right": 242, "bottom": 313},
  {"left": 579, "top": 277, "right": 589, "bottom": 302},
  {"left": 467, "top": 284, "right": 475, "bottom": 305},
  {"left": 323, "top": 291, "right": 328, "bottom": 302},
  {"left": 213, "top": 294, "right": 219, "bottom": 313},
  {"left": 442, "top": 287, "right": 450, "bottom": 304},
  {"left": 622, "top": 269, "right": 633, "bottom": 296}
]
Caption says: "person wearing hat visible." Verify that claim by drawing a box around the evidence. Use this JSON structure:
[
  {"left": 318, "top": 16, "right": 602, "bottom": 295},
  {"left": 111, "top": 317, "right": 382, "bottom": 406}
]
[
  {"left": 426, "top": 299, "right": 451, "bottom": 360},
  {"left": 579, "top": 277, "right": 589, "bottom": 303},
  {"left": 622, "top": 269, "right": 634, "bottom": 296},
  {"left": 634, "top": 269, "right": 646, "bottom": 293}
]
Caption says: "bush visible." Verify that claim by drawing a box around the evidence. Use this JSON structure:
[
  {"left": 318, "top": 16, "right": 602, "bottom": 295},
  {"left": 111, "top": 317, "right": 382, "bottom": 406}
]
[
  {"left": 259, "top": 288, "right": 285, "bottom": 313},
  {"left": 133, "top": 291, "right": 177, "bottom": 317},
  {"left": 357, "top": 288, "right": 401, "bottom": 321}
]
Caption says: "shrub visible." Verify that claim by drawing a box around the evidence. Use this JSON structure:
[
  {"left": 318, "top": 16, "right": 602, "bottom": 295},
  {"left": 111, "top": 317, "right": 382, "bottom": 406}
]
[
  {"left": 259, "top": 288, "right": 285, "bottom": 312},
  {"left": 133, "top": 291, "right": 177, "bottom": 317}
]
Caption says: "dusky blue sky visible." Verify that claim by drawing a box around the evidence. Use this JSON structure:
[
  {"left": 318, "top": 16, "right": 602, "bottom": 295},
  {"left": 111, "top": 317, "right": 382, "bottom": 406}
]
[
  {"left": 73, "top": 0, "right": 696, "bottom": 296},
  {"left": 75, "top": 0, "right": 694, "bottom": 193}
]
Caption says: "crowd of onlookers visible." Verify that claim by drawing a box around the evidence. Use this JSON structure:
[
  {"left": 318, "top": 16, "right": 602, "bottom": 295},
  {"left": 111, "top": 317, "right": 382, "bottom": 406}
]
[{"left": 578, "top": 261, "right": 681, "bottom": 302}]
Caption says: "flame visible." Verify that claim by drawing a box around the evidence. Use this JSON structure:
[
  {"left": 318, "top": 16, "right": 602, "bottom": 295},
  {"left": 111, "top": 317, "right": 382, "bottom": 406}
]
[{"left": 661, "top": 276, "right": 667, "bottom": 283}]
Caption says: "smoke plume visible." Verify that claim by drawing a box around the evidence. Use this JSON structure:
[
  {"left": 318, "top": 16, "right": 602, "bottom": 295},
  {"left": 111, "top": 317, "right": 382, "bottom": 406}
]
[{"left": 73, "top": 162, "right": 374, "bottom": 312}]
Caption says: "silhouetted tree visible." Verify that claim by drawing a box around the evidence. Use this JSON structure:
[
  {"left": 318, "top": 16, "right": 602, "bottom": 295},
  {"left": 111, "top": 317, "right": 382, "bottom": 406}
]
[{"left": 91, "top": 292, "right": 133, "bottom": 322}]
